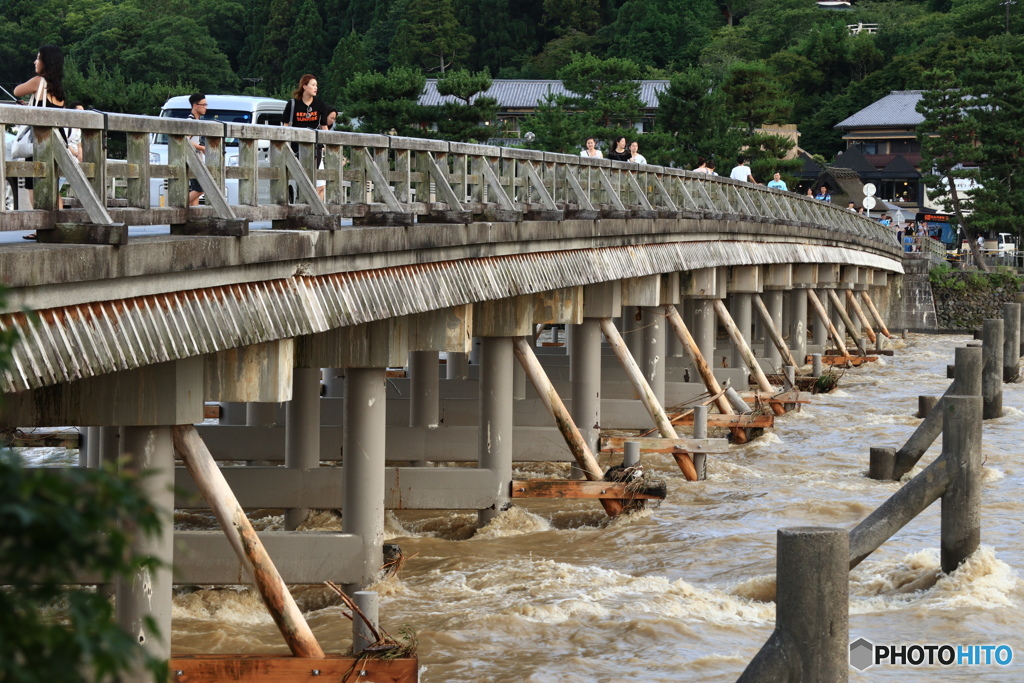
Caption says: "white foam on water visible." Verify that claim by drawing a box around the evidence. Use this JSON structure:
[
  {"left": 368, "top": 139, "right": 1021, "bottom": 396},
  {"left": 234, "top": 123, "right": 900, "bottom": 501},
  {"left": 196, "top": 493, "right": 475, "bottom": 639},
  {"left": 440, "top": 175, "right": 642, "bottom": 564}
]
[
  {"left": 473, "top": 506, "right": 552, "bottom": 539},
  {"left": 850, "top": 547, "right": 1024, "bottom": 613},
  {"left": 172, "top": 587, "right": 275, "bottom": 625}
]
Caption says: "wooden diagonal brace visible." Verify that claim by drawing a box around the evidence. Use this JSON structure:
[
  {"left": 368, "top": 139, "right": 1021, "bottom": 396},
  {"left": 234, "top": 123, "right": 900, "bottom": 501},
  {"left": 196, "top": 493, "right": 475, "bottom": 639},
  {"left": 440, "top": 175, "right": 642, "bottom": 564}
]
[
  {"left": 521, "top": 161, "right": 556, "bottom": 210},
  {"left": 477, "top": 158, "right": 516, "bottom": 210},
  {"left": 423, "top": 152, "right": 464, "bottom": 210},
  {"left": 359, "top": 148, "right": 405, "bottom": 214},
  {"left": 625, "top": 171, "right": 654, "bottom": 210},
  {"left": 51, "top": 136, "right": 117, "bottom": 225},
  {"left": 184, "top": 143, "right": 237, "bottom": 220},
  {"left": 564, "top": 167, "right": 595, "bottom": 210},
  {"left": 652, "top": 176, "right": 678, "bottom": 211},
  {"left": 597, "top": 169, "right": 626, "bottom": 210}
]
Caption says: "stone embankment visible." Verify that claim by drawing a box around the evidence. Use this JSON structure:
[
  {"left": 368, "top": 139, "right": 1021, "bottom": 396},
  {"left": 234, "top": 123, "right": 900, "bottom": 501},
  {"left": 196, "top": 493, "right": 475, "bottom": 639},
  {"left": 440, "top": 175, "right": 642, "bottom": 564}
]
[{"left": 930, "top": 267, "right": 1023, "bottom": 331}]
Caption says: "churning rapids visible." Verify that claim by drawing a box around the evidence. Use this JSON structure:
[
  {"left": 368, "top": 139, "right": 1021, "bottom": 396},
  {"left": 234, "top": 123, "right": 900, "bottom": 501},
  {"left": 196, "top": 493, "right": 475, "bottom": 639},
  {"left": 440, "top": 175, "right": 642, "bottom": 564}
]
[{"left": 24, "top": 334, "right": 1024, "bottom": 681}]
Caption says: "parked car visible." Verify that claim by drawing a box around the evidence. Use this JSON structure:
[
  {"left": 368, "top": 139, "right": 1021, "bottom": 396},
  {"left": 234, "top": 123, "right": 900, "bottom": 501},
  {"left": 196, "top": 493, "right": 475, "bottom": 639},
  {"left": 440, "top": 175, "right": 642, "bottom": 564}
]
[{"left": 149, "top": 95, "right": 288, "bottom": 207}]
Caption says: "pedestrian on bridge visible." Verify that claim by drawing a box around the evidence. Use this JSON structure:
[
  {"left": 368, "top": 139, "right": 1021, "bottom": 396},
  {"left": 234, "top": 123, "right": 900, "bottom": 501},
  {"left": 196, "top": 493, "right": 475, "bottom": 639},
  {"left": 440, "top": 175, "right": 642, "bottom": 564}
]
[
  {"left": 187, "top": 94, "right": 208, "bottom": 207},
  {"left": 283, "top": 74, "right": 329, "bottom": 167},
  {"left": 607, "top": 136, "right": 631, "bottom": 162},
  {"left": 729, "top": 157, "right": 757, "bottom": 184},
  {"left": 14, "top": 45, "right": 66, "bottom": 237},
  {"left": 580, "top": 137, "right": 603, "bottom": 158},
  {"left": 767, "top": 172, "right": 788, "bottom": 191},
  {"left": 628, "top": 141, "right": 646, "bottom": 165}
]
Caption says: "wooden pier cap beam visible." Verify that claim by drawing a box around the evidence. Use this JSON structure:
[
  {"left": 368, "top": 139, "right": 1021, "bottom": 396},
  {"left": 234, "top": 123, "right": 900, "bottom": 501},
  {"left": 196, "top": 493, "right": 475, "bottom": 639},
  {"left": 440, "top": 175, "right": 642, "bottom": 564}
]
[
  {"left": 0, "top": 357, "right": 204, "bottom": 427},
  {"left": 205, "top": 339, "right": 294, "bottom": 403},
  {"left": 621, "top": 274, "right": 661, "bottom": 307},
  {"left": 295, "top": 318, "right": 409, "bottom": 369},
  {"left": 533, "top": 287, "right": 583, "bottom": 325},
  {"left": 582, "top": 280, "right": 622, "bottom": 318},
  {"left": 407, "top": 305, "right": 473, "bottom": 354}
]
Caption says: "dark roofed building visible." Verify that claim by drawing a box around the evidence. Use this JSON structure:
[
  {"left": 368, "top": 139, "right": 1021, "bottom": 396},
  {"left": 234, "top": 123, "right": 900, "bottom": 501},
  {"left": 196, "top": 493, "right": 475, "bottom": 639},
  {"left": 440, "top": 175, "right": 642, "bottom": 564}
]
[
  {"left": 833, "top": 90, "right": 924, "bottom": 208},
  {"left": 420, "top": 79, "right": 669, "bottom": 136}
]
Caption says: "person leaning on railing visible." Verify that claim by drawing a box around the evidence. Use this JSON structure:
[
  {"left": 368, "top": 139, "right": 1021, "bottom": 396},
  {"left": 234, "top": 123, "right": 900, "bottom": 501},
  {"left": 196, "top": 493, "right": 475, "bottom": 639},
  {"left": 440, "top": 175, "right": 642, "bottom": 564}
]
[{"left": 14, "top": 44, "right": 67, "bottom": 238}]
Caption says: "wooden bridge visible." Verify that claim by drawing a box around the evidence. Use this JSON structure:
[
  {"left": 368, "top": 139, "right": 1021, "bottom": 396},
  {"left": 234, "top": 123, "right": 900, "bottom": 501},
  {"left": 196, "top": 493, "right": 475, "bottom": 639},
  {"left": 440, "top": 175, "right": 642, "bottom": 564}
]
[{"left": 1, "top": 104, "right": 904, "bottom": 678}]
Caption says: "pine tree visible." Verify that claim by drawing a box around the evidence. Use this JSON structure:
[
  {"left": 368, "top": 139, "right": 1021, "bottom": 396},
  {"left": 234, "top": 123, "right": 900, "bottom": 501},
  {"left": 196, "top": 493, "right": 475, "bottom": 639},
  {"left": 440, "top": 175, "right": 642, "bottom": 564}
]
[
  {"left": 254, "top": 0, "right": 299, "bottom": 91},
  {"left": 282, "top": 0, "right": 329, "bottom": 89},
  {"left": 916, "top": 69, "right": 988, "bottom": 270},
  {"left": 323, "top": 30, "right": 371, "bottom": 107},
  {"left": 721, "top": 60, "right": 793, "bottom": 135},
  {"left": 390, "top": 0, "right": 475, "bottom": 73}
]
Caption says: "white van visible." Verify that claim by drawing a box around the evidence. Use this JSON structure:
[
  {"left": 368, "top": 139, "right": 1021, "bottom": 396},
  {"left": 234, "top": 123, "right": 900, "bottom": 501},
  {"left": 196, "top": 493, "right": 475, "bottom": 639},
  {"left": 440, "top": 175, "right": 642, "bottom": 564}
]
[{"left": 149, "top": 95, "right": 287, "bottom": 207}]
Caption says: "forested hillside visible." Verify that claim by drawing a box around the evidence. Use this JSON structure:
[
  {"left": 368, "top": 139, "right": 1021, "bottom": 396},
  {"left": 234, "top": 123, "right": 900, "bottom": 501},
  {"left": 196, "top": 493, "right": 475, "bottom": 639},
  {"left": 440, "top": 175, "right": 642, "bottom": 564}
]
[{"left": 1, "top": 0, "right": 1020, "bottom": 162}]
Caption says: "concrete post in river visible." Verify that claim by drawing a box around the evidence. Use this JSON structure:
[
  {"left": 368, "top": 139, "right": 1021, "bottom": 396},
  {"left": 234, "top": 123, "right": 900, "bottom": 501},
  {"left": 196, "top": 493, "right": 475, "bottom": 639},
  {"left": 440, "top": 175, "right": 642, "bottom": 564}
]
[
  {"left": 891, "top": 346, "right": 982, "bottom": 480},
  {"left": 940, "top": 395, "right": 983, "bottom": 574},
  {"left": 982, "top": 318, "right": 1003, "bottom": 419},
  {"left": 1002, "top": 303, "right": 1021, "bottom": 382},
  {"left": 738, "top": 527, "right": 849, "bottom": 682}
]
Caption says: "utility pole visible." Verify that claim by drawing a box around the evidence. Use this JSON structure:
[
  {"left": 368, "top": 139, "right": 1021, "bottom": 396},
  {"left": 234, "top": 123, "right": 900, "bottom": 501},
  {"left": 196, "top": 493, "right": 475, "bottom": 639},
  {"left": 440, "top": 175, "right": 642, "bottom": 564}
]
[{"left": 1000, "top": 0, "right": 1016, "bottom": 33}]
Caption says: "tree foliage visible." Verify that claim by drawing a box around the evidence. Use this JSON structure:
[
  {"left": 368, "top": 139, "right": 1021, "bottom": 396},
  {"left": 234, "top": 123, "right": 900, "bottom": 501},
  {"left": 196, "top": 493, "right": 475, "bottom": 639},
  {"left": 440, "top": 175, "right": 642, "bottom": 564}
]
[
  {"left": 342, "top": 66, "right": 427, "bottom": 135},
  {"left": 0, "top": 448, "right": 166, "bottom": 682}
]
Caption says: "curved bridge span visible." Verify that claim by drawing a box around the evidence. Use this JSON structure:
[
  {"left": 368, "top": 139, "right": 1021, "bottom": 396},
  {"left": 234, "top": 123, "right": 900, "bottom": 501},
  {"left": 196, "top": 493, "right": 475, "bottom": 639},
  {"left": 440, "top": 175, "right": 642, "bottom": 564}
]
[
  {"left": 1, "top": 105, "right": 901, "bottom": 393},
  {"left": 1, "top": 108, "right": 909, "bottom": 675}
]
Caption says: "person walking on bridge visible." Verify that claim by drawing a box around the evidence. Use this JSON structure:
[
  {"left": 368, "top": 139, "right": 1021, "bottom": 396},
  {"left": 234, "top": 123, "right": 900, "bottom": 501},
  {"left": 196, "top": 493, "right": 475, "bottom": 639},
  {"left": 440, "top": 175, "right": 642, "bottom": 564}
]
[
  {"left": 186, "top": 94, "right": 208, "bottom": 207},
  {"left": 580, "top": 137, "right": 603, "bottom": 158},
  {"left": 729, "top": 157, "right": 757, "bottom": 184},
  {"left": 283, "top": 74, "right": 329, "bottom": 168}
]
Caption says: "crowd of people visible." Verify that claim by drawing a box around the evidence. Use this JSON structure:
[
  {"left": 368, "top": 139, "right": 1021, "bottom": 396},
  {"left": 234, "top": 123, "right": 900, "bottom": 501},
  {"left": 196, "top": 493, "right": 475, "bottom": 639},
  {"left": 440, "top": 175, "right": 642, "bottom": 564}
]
[{"left": 580, "top": 136, "right": 647, "bottom": 164}]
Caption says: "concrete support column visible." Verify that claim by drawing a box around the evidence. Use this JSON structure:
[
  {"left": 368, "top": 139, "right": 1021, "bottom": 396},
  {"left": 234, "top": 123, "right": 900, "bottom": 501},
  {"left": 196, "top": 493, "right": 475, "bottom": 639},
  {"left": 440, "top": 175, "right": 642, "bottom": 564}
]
[
  {"left": 116, "top": 426, "right": 174, "bottom": 674},
  {"left": 81, "top": 427, "right": 100, "bottom": 467},
  {"left": 87, "top": 426, "right": 119, "bottom": 469},
  {"left": 285, "top": 367, "right": 322, "bottom": 530},
  {"left": 409, "top": 350, "right": 440, "bottom": 428},
  {"left": 693, "top": 300, "right": 716, "bottom": 367},
  {"left": 623, "top": 306, "right": 643, "bottom": 362},
  {"left": 446, "top": 352, "right": 469, "bottom": 380},
  {"left": 764, "top": 291, "right": 784, "bottom": 367},
  {"left": 570, "top": 319, "right": 602, "bottom": 477},
  {"left": 739, "top": 527, "right": 849, "bottom": 682},
  {"left": 1002, "top": 303, "right": 1021, "bottom": 382},
  {"left": 940, "top": 395, "right": 983, "bottom": 574},
  {"left": 478, "top": 336, "right": 513, "bottom": 527},
  {"left": 246, "top": 401, "right": 278, "bottom": 427},
  {"left": 982, "top": 318, "right": 1003, "bottom": 419},
  {"left": 812, "top": 290, "right": 830, "bottom": 348},
  {"left": 342, "top": 368, "right": 386, "bottom": 591},
  {"left": 322, "top": 369, "right": 344, "bottom": 398},
  {"left": 513, "top": 359, "right": 527, "bottom": 400},
  {"left": 789, "top": 291, "right": 808, "bottom": 362},
  {"left": 469, "top": 337, "right": 482, "bottom": 365},
  {"left": 730, "top": 294, "right": 753, "bottom": 371},
  {"left": 828, "top": 291, "right": 846, "bottom": 347},
  {"left": 641, "top": 306, "right": 666, "bottom": 407}
]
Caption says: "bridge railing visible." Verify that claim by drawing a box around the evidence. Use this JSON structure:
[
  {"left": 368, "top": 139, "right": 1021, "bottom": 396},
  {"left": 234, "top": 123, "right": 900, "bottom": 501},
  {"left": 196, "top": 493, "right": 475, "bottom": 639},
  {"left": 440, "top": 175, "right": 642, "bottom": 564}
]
[{"left": 1, "top": 104, "right": 897, "bottom": 248}]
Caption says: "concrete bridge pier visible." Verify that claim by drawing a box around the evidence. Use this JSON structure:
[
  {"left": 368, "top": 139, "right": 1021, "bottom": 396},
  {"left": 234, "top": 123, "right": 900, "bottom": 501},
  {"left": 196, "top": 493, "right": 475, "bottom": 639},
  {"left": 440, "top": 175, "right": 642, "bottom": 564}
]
[
  {"left": 117, "top": 425, "right": 176, "bottom": 679},
  {"left": 729, "top": 267, "right": 760, "bottom": 372},
  {"left": 685, "top": 268, "right": 720, "bottom": 370},
  {"left": 790, "top": 265, "right": 814, "bottom": 363},
  {"left": 409, "top": 351, "right": 440, "bottom": 430},
  {"left": 446, "top": 352, "right": 470, "bottom": 380},
  {"left": 572, "top": 282, "right": 620, "bottom": 477},
  {"left": 285, "top": 367, "right": 321, "bottom": 529},
  {"left": 762, "top": 265, "right": 792, "bottom": 370},
  {"left": 474, "top": 296, "right": 534, "bottom": 526},
  {"left": 299, "top": 320, "right": 407, "bottom": 589},
  {"left": 623, "top": 275, "right": 665, "bottom": 406}
]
